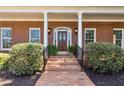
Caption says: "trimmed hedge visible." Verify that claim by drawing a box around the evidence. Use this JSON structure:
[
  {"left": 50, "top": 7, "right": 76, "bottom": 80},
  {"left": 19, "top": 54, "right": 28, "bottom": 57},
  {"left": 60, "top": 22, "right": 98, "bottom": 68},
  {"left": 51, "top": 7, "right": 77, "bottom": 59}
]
[
  {"left": 9, "top": 43, "right": 44, "bottom": 76},
  {"left": 0, "top": 53, "right": 9, "bottom": 70},
  {"left": 48, "top": 45, "right": 58, "bottom": 56},
  {"left": 86, "top": 42, "right": 124, "bottom": 73}
]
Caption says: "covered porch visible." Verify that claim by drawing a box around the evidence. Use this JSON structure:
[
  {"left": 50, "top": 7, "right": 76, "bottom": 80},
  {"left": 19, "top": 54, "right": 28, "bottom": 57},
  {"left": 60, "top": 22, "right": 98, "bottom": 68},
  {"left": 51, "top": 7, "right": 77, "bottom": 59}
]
[
  {"left": 1, "top": 6, "right": 124, "bottom": 60},
  {"left": 43, "top": 11, "right": 83, "bottom": 60}
]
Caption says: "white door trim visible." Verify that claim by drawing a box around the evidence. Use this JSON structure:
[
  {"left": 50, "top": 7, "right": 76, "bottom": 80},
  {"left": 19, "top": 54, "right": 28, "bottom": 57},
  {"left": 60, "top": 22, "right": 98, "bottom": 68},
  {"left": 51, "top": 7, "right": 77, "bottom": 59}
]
[{"left": 53, "top": 27, "right": 72, "bottom": 49}]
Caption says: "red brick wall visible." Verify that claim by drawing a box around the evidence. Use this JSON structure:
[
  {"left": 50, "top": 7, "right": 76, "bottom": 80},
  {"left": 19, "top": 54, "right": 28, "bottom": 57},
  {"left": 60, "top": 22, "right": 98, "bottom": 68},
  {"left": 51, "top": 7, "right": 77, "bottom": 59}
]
[
  {"left": 83, "top": 22, "right": 124, "bottom": 47},
  {"left": 0, "top": 21, "right": 44, "bottom": 45},
  {"left": 0, "top": 21, "right": 124, "bottom": 51},
  {"left": 83, "top": 22, "right": 114, "bottom": 47}
]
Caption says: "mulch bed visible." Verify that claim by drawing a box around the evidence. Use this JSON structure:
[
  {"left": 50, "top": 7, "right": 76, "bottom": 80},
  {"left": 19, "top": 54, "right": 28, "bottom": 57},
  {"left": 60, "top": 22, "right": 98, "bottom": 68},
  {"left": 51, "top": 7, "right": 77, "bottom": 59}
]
[
  {"left": 1, "top": 69, "right": 124, "bottom": 86},
  {"left": 0, "top": 71, "right": 41, "bottom": 86},
  {"left": 85, "top": 69, "right": 124, "bottom": 86}
]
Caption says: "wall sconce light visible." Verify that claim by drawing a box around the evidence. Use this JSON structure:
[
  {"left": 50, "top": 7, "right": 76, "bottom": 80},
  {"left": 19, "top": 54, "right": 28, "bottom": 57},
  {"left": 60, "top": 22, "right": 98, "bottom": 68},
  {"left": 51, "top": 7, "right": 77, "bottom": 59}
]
[
  {"left": 48, "top": 28, "right": 51, "bottom": 34},
  {"left": 75, "top": 28, "right": 78, "bottom": 34}
]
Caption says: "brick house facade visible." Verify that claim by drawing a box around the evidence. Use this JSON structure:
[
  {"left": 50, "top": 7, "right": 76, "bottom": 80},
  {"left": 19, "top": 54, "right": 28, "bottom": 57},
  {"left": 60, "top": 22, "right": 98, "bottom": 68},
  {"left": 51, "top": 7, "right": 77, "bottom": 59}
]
[{"left": 0, "top": 6, "right": 124, "bottom": 59}]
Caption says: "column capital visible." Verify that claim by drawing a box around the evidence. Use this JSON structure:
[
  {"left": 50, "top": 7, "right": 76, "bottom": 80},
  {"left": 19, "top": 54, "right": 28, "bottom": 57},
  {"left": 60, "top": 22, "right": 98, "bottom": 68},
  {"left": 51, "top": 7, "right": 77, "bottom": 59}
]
[
  {"left": 43, "top": 11, "right": 48, "bottom": 14},
  {"left": 78, "top": 12, "right": 83, "bottom": 22},
  {"left": 77, "top": 12, "right": 83, "bottom": 15}
]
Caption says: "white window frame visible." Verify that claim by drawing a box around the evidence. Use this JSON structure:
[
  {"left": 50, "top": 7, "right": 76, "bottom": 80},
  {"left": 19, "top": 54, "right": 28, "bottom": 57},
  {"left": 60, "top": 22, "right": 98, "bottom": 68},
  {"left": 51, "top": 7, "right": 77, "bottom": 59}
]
[
  {"left": 113, "top": 28, "right": 124, "bottom": 48},
  {"left": 29, "top": 28, "right": 40, "bottom": 43},
  {"left": 84, "top": 28, "right": 96, "bottom": 45},
  {"left": 1, "top": 27, "right": 12, "bottom": 51}
]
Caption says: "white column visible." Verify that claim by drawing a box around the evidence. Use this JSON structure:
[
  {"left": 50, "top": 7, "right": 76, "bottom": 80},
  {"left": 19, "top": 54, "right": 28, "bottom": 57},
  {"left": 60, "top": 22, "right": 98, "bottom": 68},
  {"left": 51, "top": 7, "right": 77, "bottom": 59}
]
[
  {"left": 78, "top": 12, "right": 82, "bottom": 48},
  {"left": 44, "top": 12, "right": 48, "bottom": 47},
  {"left": 77, "top": 12, "right": 83, "bottom": 59}
]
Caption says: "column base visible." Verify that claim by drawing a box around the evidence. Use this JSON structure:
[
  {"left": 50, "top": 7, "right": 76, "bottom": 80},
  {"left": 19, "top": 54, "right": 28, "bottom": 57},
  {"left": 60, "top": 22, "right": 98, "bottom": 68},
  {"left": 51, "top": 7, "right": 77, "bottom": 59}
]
[
  {"left": 77, "top": 46, "right": 83, "bottom": 60},
  {"left": 44, "top": 46, "right": 49, "bottom": 59},
  {"left": 77, "top": 46, "right": 84, "bottom": 71}
]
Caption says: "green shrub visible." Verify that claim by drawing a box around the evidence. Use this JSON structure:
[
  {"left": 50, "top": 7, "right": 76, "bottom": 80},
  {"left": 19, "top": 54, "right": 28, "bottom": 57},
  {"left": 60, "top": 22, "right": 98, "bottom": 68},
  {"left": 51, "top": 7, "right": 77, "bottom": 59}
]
[
  {"left": 68, "top": 46, "right": 76, "bottom": 54},
  {"left": 86, "top": 42, "right": 124, "bottom": 73},
  {"left": 9, "top": 43, "right": 44, "bottom": 76},
  {"left": 0, "top": 53, "right": 9, "bottom": 70},
  {"left": 48, "top": 45, "right": 58, "bottom": 56}
]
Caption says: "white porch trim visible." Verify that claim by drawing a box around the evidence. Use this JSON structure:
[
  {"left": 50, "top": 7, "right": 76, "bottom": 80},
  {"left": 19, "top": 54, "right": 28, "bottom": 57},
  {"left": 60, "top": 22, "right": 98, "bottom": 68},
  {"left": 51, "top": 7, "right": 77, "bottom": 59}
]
[
  {"left": 1, "top": 10, "right": 124, "bottom": 14},
  {"left": 0, "top": 10, "right": 82, "bottom": 13},
  {"left": 53, "top": 27, "right": 72, "bottom": 48}
]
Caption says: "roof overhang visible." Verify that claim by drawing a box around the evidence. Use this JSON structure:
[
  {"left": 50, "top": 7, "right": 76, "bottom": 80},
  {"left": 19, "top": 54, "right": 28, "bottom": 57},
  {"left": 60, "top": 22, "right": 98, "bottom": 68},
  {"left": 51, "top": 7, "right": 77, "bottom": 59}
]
[
  {"left": 1, "top": 7, "right": 124, "bottom": 22},
  {"left": 0, "top": 10, "right": 124, "bottom": 14}
]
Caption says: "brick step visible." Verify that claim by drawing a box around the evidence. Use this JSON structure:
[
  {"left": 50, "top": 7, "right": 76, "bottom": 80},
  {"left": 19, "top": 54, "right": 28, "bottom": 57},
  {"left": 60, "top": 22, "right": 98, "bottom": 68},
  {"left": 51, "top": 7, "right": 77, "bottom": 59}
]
[
  {"left": 45, "top": 56, "right": 81, "bottom": 72},
  {"left": 48, "top": 58, "right": 78, "bottom": 61},
  {"left": 50, "top": 56, "right": 75, "bottom": 58},
  {"left": 47, "top": 61, "right": 79, "bottom": 65},
  {"left": 46, "top": 64, "right": 80, "bottom": 67},
  {"left": 45, "top": 65, "right": 81, "bottom": 72}
]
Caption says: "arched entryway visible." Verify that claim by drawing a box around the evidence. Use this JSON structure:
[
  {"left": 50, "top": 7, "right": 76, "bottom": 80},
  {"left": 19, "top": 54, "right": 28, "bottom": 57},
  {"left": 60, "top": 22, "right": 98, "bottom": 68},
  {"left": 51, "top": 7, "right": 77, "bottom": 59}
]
[{"left": 53, "top": 27, "right": 72, "bottom": 51}]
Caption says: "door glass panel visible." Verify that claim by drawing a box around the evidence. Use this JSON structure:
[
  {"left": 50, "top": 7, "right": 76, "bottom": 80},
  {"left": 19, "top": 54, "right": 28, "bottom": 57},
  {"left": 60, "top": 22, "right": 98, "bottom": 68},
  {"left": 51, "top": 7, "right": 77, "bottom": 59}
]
[
  {"left": 54, "top": 32, "right": 56, "bottom": 44},
  {"left": 63, "top": 33, "right": 66, "bottom": 41},
  {"left": 59, "top": 33, "right": 62, "bottom": 41},
  {"left": 68, "top": 32, "right": 70, "bottom": 45}
]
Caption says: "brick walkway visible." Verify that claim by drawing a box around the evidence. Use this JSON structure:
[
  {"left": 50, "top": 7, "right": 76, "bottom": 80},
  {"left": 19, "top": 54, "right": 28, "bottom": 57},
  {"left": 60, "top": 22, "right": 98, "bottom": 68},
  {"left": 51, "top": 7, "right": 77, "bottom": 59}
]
[
  {"left": 35, "top": 71, "right": 94, "bottom": 86},
  {"left": 35, "top": 56, "right": 94, "bottom": 86}
]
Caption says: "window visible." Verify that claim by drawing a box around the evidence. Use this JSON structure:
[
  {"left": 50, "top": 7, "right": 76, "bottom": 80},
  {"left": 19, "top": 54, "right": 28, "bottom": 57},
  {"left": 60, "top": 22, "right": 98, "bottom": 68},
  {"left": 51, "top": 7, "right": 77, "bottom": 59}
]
[
  {"left": 29, "top": 28, "right": 40, "bottom": 43},
  {"left": 113, "top": 29, "right": 123, "bottom": 47},
  {"left": 85, "top": 28, "right": 96, "bottom": 45},
  {"left": 1, "top": 28, "right": 12, "bottom": 50}
]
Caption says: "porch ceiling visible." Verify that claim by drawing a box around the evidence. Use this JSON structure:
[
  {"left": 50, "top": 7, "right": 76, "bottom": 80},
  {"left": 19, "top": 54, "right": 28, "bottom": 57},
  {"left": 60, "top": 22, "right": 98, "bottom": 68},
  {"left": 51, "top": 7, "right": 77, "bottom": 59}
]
[
  {"left": 0, "top": 13, "right": 43, "bottom": 21},
  {"left": 83, "top": 14, "right": 124, "bottom": 22}
]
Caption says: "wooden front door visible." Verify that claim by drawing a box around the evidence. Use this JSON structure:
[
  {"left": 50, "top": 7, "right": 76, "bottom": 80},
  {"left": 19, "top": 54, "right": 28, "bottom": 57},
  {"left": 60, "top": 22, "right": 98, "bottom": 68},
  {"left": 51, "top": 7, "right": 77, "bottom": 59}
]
[{"left": 58, "top": 31, "right": 67, "bottom": 51}]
